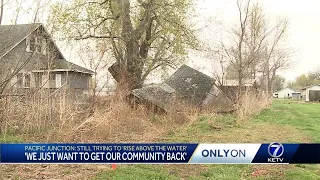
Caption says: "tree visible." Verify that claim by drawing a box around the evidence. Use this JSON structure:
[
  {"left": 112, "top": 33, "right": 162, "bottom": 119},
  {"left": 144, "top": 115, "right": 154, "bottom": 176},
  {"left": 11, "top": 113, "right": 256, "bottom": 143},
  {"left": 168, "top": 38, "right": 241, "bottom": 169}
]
[
  {"left": 76, "top": 39, "right": 114, "bottom": 106},
  {"left": 272, "top": 75, "right": 285, "bottom": 92},
  {"left": 289, "top": 72, "right": 320, "bottom": 91},
  {"left": 49, "top": 0, "right": 198, "bottom": 91},
  {"left": 214, "top": 0, "right": 290, "bottom": 99},
  {"left": 309, "top": 66, "right": 320, "bottom": 81}
]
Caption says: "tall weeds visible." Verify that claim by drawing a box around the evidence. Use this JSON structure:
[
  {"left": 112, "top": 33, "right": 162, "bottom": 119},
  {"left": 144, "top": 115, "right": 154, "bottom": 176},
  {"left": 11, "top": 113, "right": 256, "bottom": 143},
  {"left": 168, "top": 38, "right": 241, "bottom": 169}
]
[
  {"left": 236, "top": 90, "right": 272, "bottom": 123},
  {"left": 1, "top": 86, "right": 272, "bottom": 142},
  {"left": 54, "top": 91, "right": 192, "bottom": 142},
  {"left": 0, "top": 87, "right": 193, "bottom": 142},
  {"left": 0, "top": 87, "right": 89, "bottom": 137}
]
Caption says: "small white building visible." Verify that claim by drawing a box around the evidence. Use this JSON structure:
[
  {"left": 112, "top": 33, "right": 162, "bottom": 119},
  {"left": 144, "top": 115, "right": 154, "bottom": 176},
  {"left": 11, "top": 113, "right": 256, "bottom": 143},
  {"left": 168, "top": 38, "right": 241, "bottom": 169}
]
[
  {"left": 273, "top": 88, "right": 296, "bottom": 98},
  {"left": 301, "top": 85, "right": 320, "bottom": 101}
]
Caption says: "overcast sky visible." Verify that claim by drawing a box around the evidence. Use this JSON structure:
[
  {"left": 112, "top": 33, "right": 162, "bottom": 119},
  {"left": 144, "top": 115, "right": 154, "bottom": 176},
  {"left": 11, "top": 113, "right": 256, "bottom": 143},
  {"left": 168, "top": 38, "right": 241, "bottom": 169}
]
[
  {"left": 194, "top": 0, "right": 320, "bottom": 81},
  {"left": 2, "top": 0, "right": 320, "bottom": 82}
]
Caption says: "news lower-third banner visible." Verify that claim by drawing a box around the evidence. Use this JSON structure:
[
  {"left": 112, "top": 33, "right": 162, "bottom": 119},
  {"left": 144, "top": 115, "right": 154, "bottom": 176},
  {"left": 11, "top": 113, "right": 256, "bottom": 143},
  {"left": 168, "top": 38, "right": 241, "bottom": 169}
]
[{"left": 1, "top": 143, "right": 320, "bottom": 164}]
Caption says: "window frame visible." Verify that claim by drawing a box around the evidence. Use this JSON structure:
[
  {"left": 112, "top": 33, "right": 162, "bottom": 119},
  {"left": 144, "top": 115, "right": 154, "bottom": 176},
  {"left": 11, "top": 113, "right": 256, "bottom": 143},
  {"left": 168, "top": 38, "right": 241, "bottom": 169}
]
[
  {"left": 16, "top": 73, "right": 32, "bottom": 88},
  {"left": 24, "top": 74, "right": 31, "bottom": 88},
  {"left": 26, "top": 36, "right": 36, "bottom": 53}
]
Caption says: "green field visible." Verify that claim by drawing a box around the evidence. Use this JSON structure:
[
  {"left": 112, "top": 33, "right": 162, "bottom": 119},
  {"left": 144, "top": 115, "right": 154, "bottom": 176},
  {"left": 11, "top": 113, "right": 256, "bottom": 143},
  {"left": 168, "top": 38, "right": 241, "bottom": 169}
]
[
  {"left": 1, "top": 99, "right": 320, "bottom": 179},
  {"left": 96, "top": 99, "right": 320, "bottom": 180}
]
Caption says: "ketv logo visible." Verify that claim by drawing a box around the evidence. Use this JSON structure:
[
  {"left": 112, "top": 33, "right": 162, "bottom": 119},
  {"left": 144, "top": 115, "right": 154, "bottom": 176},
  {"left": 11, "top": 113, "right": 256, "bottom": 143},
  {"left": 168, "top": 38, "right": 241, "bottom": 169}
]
[{"left": 267, "top": 142, "right": 284, "bottom": 163}]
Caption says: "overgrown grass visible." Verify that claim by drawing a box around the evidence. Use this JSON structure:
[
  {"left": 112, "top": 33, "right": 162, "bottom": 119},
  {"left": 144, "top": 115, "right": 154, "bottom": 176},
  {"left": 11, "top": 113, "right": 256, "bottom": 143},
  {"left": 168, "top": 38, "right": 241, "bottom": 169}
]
[
  {"left": 95, "top": 99, "right": 320, "bottom": 179},
  {"left": 0, "top": 135, "right": 24, "bottom": 143},
  {"left": 252, "top": 99, "right": 320, "bottom": 142},
  {"left": 0, "top": 88, "right": 89, "bottom": 137}
]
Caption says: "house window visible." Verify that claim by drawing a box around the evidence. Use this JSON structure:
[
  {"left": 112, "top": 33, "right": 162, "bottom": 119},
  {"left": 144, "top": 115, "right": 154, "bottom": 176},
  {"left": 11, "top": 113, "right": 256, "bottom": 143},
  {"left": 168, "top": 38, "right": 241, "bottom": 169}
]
[
  {"left": 24, "top": 74, "right": 31, "bottom": 88},
  {"left": 35, "top": 73, "right": 42, "bottom": 87},
  {"left": 16, "top": 73, "right": 23, "bottom": 87},
  {"left": 16, "top": 73, "right": 31, "bottom": 88},
  {"left": 56, "top": 74, "right": 62, "bottom": 88},
  {"left": 26, "top": 36, "right": 36, "bottom": 52},
  {"left": 49, "top": 74, "right": 56, "bottom": 80},
  {"left": 26, "top": 35, "right": 46, "bottom": 54},
  {"left": 41, "top": 38, "right": 47, "bottom": 55},
  {"left": 35, "top": 36, "right": 41, "bottom": 53}
]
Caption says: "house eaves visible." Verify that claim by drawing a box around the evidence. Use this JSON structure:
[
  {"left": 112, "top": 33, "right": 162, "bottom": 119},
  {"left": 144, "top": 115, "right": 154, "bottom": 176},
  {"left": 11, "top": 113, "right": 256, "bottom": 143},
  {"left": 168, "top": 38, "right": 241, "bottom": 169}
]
[
  {"left": 301, "top": 84, "right": 320, "bottom": 90},
  {"left": 32, "top": 69, "right": 94, "bottom": 75}
]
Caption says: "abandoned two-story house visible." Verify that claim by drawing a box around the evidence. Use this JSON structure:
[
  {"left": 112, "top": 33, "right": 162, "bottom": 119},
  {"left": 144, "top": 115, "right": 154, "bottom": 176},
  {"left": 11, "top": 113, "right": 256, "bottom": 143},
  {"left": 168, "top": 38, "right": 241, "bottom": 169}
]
[{"left": 0, "top": 23, "right": 93, "bottom": 95}]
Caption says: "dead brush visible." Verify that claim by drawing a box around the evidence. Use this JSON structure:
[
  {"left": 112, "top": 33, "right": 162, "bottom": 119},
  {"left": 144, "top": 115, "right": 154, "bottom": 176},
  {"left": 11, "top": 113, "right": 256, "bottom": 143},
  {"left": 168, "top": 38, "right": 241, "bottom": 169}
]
[
  {"left": 236, "top": 90, "right": 272, "bottom": 123},
  {"left": 0, "top": 87, "right": 88, "bottom": 138},
  {"left": 61, "top": 91, "right": 167, "bottom": 142},
  {"left": 165, "top": 97, "right": 198, "bottom": 125},
  {"left": 53, "top": 91, "right": 197, "bottom": 143},
  {"left": 1, "top": 87, "right": 202, "bottom": 142}
]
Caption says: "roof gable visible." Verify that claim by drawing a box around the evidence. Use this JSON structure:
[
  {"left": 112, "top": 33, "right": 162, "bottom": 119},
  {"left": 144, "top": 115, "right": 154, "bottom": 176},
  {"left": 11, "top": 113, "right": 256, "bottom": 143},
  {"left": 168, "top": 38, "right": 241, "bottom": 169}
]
[
  {"left": 276, "top": 88, "right": 295, "bottom": 94},
  {"left": 0, "top": 23, "right": 41, "bottom": 57},
  {"left": 0, "top": 23, "right": 93, "bottom": 74}
]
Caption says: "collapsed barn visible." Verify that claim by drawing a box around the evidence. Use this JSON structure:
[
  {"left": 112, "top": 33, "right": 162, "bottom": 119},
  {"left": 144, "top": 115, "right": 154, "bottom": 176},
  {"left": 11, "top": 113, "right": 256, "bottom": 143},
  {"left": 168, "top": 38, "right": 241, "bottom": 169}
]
[{"left": 109, "top": 64, "right": 234, "bottom": 113}]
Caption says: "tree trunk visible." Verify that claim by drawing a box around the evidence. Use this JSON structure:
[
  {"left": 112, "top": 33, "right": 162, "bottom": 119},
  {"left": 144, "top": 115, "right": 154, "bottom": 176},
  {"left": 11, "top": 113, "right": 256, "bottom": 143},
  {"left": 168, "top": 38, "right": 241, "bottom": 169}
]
[
  {"left": 268, "top": 69, "right": 276, "bottom": 96},
  {"left": 116, "top": 0, "right": 144, "bottom": 91},
  {"left": 238, "top": 67, "right": 242, "bottom": 102}
]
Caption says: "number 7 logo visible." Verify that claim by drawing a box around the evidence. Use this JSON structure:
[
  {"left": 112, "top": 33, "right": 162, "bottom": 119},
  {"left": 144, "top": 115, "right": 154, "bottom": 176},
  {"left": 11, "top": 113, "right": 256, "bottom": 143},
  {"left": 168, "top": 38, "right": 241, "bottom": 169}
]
[{"left": 268, "top": 143, "right": 284, "bottom": 158}]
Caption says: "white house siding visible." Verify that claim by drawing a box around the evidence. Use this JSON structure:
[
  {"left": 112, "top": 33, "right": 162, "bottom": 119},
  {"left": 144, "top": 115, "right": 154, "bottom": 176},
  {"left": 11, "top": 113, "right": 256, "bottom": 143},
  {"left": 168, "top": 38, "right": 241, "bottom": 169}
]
[
  {"left": 304, "top": 85, "right": 320, "bottom": 101},
  {"left": 274, "top": 88, "right": 295, "bottom": 98},
  {"left": 301, "top": 90, "right": 306, "bottom": 100}
]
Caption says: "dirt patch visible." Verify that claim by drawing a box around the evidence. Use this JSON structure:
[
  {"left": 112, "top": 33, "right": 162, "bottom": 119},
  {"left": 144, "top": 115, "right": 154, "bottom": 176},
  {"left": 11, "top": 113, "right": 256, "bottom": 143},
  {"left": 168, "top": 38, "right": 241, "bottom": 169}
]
[{"left": 250, "top": 165, "right": 289, "bottom": 179}]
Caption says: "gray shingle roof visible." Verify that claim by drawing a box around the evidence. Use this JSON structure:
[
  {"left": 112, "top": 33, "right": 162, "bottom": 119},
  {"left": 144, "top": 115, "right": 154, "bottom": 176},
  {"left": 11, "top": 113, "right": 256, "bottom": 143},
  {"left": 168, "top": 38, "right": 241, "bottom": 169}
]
[
  {"left": 165, "top": 65, "right": 214, "bottom": 106},
  {"left": 0, "top": 23, "right": 41, "bottom": 57},
  {"left": 0, "top": 23, "right": 93, "bottom": 74},
  {"left": 35, "top": 59, "right": 94, "bottom": 74},
  {"left": 131, "top": 83, "right": 175, "bottom": 111}
]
